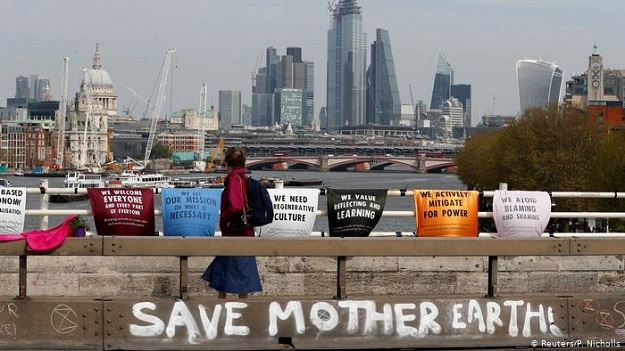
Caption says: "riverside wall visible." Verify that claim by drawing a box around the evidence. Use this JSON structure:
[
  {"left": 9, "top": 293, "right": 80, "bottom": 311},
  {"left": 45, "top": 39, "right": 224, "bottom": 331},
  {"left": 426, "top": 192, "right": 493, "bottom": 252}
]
[{"left": 0, "top": 254, "right": 622, "bottom": 298}]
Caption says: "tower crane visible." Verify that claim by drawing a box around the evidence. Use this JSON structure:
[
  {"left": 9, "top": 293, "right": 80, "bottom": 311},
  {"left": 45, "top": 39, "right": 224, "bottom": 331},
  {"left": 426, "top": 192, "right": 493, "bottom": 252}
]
[
  {"left": 79, "top": 67, "right": 94, "bottom": 169},
  {"left": 123, "top": 87, "right": 148, "bottom": 118},
  {"left": 198, "top": 81, "right": 208, "bottom": 160},
  {"left": 251, "top": 52, "right": 262, "bottom": 88},
  {"left": 409, "top": 84, "right": 417, "bottom": 123},
  {"left": 144, "top": 48, "right": 176, "bottom": 168},
  {"left": 55, "top": 57, "right": 69, "bottom": 170},
  {"left": 199, "top": 81, "right": 207, "bottom": 117}
]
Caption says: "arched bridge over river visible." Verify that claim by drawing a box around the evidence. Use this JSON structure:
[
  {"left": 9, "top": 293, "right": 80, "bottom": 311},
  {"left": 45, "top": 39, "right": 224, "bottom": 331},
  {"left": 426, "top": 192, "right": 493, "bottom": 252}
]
[{"left": 246, "top": 155, "right": 455, "bottom": 173}]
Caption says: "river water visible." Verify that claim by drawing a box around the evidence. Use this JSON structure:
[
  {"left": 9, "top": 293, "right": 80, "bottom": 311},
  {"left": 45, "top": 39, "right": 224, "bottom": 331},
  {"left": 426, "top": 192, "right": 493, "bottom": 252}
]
[{"left": 3, "top": 169, "right": 466, "bottom": 234}]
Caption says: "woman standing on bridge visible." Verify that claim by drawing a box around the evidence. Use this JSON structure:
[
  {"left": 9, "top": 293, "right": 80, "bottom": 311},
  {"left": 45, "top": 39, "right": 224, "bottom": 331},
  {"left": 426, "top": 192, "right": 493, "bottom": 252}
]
[{"left": 201, "top": 147, "right": 262, "bottom": 299}]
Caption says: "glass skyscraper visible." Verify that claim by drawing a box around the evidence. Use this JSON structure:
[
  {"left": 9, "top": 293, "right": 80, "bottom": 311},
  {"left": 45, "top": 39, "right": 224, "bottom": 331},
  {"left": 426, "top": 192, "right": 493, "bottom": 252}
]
[
  {"left": 366, "top": 28, "right": 401, "bottom": 125},
  {"left": 327, "top": 0, "right": 367, "bottom": 130},
  {"left": 252, "top": 47, "right": 314, "bottom": 127},
  {"left": 430, "top": 51, "right": 454, "bottom": 110},
  {"left": 218, "top": 90, "right": 242, "bottom": 127},
  {"left": 516, "top": 59, "right": 563, "bottom": 112}
]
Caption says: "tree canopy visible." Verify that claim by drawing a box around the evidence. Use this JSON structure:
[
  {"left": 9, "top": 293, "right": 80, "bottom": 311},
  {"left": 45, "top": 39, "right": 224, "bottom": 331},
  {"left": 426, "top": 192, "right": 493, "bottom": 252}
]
[
  {"left": 455, "top": 104, "right": 625, "bottom": 213},
  {"left": 150, "top": 143, "right": 172, "bottom": 159}
]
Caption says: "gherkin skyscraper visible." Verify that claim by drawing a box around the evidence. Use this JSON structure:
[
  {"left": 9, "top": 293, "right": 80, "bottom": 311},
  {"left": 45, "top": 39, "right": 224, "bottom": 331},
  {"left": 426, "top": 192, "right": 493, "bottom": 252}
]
[{"left": 327, "top": 0, "right": 367, "bottom": 130}]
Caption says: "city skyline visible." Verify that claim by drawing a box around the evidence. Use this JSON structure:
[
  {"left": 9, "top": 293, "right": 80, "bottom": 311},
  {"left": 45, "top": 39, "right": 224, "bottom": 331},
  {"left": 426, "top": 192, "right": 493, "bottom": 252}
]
[{"left": 1, "top": 0, "right": 624, "bottom": 125}]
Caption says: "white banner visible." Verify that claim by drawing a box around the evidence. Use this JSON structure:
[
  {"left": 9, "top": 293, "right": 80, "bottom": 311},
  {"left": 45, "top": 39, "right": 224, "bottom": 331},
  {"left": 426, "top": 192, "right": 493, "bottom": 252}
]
[
  {"left": 256, "top": 188, "right": 319, "bottom": 237},
  {"left": 492, "top": 190, "right": 551, "bottom": 238},
  {"left": 0, "top": 188, "right": 27, "bottom": 235}
]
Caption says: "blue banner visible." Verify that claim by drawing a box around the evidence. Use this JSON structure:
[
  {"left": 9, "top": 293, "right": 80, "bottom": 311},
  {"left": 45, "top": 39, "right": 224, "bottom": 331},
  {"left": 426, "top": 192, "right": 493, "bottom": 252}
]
[{"left": 161, "top": 188, "right": 222, "bottom": 236}]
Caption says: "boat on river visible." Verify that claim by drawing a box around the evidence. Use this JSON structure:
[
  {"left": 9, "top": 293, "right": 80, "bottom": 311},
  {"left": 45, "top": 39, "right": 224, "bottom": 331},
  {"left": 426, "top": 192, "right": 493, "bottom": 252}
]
[
  {"left": 169, "top": 176, "right": 224, "bottom": 189},
  {"left": 49, "top": 171, "right": 106, "bottom": 203},
  {"left": 284, "top": 178, "right": 324, "bottom": 187},
  {"left": 0, "top": 178, "right": 11, "bottom": 188},
  {"left": 107, "top": 170, "right": 171, "bottom": 188}
]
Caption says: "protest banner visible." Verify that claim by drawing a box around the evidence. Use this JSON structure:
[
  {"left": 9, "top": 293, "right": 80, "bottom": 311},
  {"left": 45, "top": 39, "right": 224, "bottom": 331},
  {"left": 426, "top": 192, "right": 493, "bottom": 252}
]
[
  {"left": 413, "top": 190, "right": 479, "bottom": 237},
  {"left": 0, "top": 188, "right": 27, "bottom": 234},
  {"left": 492, "top": 190, "right": 551, "bottom": 238},
  {"left": 326, "top": 189, "right": 387, "bottom": 237},
  {"left": 257, "top": 188, "right": 319, "bottom": 237},
  {"left": 161, "top": 188, "right": 221, "bottom": 236},
  {"left": 88, "top": 188, "right": 155, "bottom": 236}
]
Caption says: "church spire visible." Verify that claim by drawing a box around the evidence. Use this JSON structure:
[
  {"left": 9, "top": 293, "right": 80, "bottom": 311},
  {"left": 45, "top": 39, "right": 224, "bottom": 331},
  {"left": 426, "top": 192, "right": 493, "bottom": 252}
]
[{"left": 92, "top": 43, "right": 102, "bottom": 69}]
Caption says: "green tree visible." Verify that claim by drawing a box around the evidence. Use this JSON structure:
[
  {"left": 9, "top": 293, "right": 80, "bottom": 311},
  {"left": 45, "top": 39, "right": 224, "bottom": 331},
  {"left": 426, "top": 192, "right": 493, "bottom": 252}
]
[
  {"left": 588, "top": 130, "right": 625, "bottom": 226},
  {"left": 455, "top": 104, "right": 599, "bottom": 211},
  {"left": 151, "top": 143, "right": 171, "bottom": 159},
  {"left": 455, "top": 128, "right": 504, "bottom": 190}
]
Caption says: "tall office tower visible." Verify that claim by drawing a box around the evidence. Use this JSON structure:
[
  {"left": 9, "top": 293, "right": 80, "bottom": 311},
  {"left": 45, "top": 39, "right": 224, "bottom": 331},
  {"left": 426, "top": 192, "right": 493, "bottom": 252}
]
[
  {"left": 29, "top": 75, "right": 40, "bottom": 99},
  {"left": 253, "top": 47, "right": 314, "bottom": 127},
  {"left": 516, "top": 59, "right": 563, "bottom": 112},
  {"left": 286, "top": 47, "right": 302, "bottom": 64},
  {"left": 276, "top": 47, "right": 308, "bottom": 127},
  {"left": 256, "top": 46, "right": 280, "bottom": 126},
  {"left": 450, "top": 84, "right": 471, "bottom": 127},
  {"left": 327, "top": 0, "right": 367, "bottom": 129},
  {"left": 304, "top": 61, "right": 315, "bottom": 127},
  {"left": 264, "top": 47, "right": 280, "bottom": 98},
  {"left": 277, "top": 49, "right": 307, "bottom": 90},
  {"left": 35, "top": 78, "right": 50, "bottom": 102},
  {"left": 218, "top": 90, "right": 242, "bottom": 127},
  {"left": 252, "top": 66, "right": 273, "bottom": 126},
  {"left": 430, "top": 51, "right": 454, "bottom": 110},
  {"left": 15, "top": 76, "right": 29, "bottom": 98},
  {"left": 274, "top": 89, "right": 304, "bottom": 125},
  {"left": 587, "top": 44, "right": 605, "bottom": 102},
  {"left": 366, "top": 28, "right": 401, "bottom": 125}
]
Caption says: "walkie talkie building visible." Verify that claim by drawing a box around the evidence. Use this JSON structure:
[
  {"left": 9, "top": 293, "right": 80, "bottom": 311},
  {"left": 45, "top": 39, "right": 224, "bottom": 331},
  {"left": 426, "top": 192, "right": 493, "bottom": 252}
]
[{"left": 516, "top": 59, "right": 563, "bottom": 112}]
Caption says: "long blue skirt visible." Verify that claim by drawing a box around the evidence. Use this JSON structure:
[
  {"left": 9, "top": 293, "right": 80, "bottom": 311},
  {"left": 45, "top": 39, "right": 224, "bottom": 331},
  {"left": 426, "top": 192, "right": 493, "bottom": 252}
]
[{"left": 201, "top": 256, "right": 262, "bottom": 294}]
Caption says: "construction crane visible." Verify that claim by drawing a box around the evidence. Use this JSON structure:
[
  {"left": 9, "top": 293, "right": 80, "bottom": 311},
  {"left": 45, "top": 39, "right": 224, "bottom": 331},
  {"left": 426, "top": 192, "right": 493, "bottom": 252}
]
[
  {"left": 198, "top": 82, "right": 208, "bottom": 161},
  {"left": 409, "top": 84, "right": 417, "bottom": 123},
  {"left": 251, "top": 52, "right": 262, "bottom": 88},
  {"left": 54, "top": 57, "right": 69, "bottom": 170},
  {"left": 123, "top": 87, "right": 148, "bottom": 118},
  {"left": 205, "top": 138, "right": 225, "bottom": 172},
  {"left": 144, "top": 48, "right": 176, "bottom": 168},
  {"left": 79, "top": 67, "right": 95, "bottom": 169},
  {"left": 199, "top": 81, "right": 207, "bottom": 117}
]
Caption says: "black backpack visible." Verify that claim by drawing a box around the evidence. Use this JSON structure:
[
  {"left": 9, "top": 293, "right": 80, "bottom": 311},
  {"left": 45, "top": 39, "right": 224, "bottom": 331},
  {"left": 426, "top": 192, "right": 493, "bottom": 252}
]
[{"left": 241, "top": 175, "right": 274, "bottom": 227}]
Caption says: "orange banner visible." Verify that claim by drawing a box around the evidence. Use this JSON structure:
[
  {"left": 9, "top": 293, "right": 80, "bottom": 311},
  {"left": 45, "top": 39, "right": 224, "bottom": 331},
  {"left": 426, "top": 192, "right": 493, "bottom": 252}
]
[{"left": 413, "top": 190, "right": 479, "bottom": 237}]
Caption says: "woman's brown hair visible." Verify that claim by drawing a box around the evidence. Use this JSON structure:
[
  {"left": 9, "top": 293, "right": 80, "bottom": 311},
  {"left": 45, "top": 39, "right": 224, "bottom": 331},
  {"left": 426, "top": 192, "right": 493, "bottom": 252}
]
[{"left": 224, "top": 147, "right": 246, "bottom": 168}]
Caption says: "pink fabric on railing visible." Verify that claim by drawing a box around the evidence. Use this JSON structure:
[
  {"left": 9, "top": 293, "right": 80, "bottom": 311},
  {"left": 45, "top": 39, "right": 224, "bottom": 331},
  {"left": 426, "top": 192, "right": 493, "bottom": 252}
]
[{"left": 0, "top": 215, "right": 76, "bottom": 251}]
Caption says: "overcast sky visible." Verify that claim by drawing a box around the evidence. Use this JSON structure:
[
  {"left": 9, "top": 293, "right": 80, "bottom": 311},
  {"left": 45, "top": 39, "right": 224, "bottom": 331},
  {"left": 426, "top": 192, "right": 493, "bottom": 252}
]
[{"left": 1, "top": 0, "right": 623, "bottom": 125}]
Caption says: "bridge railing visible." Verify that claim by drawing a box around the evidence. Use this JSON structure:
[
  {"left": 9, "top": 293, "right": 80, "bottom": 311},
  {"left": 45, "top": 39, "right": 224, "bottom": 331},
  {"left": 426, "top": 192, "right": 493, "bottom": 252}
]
[
  {"left": 27, "top": 185, "right": 625, "bottom": 235},
  {"left": 9, "top": 185, "right": 625, "bottom": 300},
  {"left": 3, "top": 187, "right": 625, "bottom": 349}
]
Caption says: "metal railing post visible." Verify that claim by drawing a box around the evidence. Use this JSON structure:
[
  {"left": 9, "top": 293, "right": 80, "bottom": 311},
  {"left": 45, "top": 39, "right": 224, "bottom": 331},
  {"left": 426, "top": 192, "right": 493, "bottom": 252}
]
[
  {"left": 38, "top": 179, "right": 49, "bottom": 230},
  {"left": 17, "top": 256, "right": 27, "bottom": 299},
  {"left": 335, "top": 256, "right": 347, "bottom": 299},
  {"left": 487, "top": 256, "right": 498, "bottom": 298},
  {"left": 179, "top": 256, "right": 188, "bottom": 300}
]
